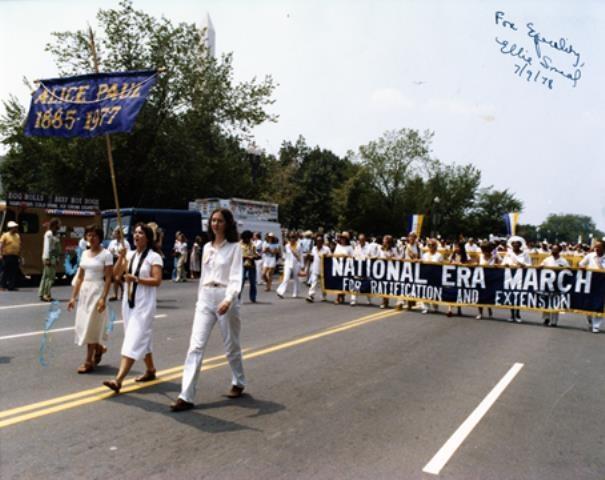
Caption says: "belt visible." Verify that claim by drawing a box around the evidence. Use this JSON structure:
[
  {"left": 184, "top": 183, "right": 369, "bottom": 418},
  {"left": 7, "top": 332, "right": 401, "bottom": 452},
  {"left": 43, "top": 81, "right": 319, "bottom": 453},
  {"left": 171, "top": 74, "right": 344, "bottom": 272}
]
[{"left": 204, "top": 282, "right": 226, "bottom": 288}]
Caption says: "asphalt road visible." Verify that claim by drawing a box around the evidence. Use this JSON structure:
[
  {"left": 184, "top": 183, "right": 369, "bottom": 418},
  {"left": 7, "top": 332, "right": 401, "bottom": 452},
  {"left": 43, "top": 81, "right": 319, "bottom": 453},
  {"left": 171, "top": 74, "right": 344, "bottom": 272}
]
[{"left": 0, "top": 279, "right": 604, "bottom": 480}]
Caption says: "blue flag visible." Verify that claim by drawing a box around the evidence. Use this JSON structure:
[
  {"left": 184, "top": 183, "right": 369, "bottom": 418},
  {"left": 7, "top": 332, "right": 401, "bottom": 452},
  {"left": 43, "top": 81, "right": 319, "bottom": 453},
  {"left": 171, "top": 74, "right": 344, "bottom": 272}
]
[{"left": 24, "top": 70, "right": 157, "bottom": 138}]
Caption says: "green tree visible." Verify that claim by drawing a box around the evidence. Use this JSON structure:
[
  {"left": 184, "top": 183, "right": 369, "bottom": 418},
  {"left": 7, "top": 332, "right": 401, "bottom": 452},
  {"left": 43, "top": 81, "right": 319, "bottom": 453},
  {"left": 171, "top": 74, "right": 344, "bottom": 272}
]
[
  {"left": 467, "top": 188, "right": 523, "bottom": 238},
  {"left": 539, "top": 214, "right": 604, "bottom": 243},
  {"left": 0, "top": 0, "right": 276, "bottom": 209},
  {"left": 266, "top": 136, "right": 352, "bottom": 230}
]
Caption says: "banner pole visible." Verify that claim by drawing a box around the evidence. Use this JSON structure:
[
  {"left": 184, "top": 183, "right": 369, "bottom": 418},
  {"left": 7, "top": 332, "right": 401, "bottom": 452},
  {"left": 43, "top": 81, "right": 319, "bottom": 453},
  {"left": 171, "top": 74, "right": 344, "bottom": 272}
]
[{"left": 88, "top": 26, "right": 124, "bottom": 243}]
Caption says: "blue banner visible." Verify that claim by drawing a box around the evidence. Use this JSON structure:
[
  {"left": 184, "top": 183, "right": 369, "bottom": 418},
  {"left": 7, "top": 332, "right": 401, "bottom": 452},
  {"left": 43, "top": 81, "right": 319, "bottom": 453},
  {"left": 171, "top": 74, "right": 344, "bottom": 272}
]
[
  {"left": 322, "top": 256, "right": 605, "bottom": 316},
  {"left": 24, "top": 70, "right": 157, "bottom": 138}
]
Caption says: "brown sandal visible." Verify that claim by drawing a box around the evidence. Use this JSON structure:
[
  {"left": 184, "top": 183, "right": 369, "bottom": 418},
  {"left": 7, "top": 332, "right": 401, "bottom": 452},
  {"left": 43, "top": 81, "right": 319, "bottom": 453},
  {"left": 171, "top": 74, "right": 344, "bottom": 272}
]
[
  {"left": 93, "top": 345, "right": 108, "bottom": 365},
  {"left": 102, "top": 379, "right": 121, "bottom": 393},
  {"left": 77, "top": 362, "right": 94, "bottom": 374},
  {"left": 135, "top": 370, "right": 157, "bottom": 382}
]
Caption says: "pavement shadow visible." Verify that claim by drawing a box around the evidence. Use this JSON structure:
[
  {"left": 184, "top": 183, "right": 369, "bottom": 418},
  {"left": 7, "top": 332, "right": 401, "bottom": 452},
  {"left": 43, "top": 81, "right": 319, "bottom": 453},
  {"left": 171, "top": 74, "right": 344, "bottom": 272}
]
[
  {"left": 0, "top": 356, "right": 13, "bottom": 364},
  {"left": 107, "top": 385, "right": 266, "bottom": 434}
]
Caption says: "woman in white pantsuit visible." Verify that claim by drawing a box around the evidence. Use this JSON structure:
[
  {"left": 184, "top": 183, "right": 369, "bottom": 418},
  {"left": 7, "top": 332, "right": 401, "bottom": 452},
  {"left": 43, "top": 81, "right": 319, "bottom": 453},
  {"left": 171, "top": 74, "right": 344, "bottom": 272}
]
[
  {"left": 276, "top": 232, "right": 303, "bottom": 299},
  {"left": 171, "top": 208, "right": 245, "bottom": 412},
  {"left": 103, "top": 223, "right": 163, "bottom": 394},
  {"left": 68, "top": 225, "right": 113, "bottom": 373}
]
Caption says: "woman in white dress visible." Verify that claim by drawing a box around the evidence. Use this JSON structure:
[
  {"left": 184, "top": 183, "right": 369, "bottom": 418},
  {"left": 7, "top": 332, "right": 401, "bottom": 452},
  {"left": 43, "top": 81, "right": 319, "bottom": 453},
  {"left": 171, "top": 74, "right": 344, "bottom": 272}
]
[
  {"left": 189, "top": 235, "right": 202, "bottom": 279},
  {"left": 261, "top": 233, "right": 280, "bottom": 291},
  {"left": 103, "top": 223, "right": 163, "bottom": 394},
  {"left": 171, "top": 208, "right": 245, "bottom": 411},
  {"left": 333, "top": 232, "right": 354, "bottom": 305},
  {"left": 68, "top": 225, "right": 113, "bottom": 373},
  {"left": 276, "top": 232, "right": 304, "bottom": 299}
]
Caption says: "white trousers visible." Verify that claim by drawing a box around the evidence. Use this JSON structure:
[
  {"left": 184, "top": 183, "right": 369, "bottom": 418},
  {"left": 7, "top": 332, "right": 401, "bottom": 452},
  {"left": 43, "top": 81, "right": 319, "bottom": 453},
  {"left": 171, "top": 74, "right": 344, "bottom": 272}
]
[
  {"left": 587, "top": 315, "right": 602, "bottom": 331},
  {"left": 308, "top": 272, "right": 326, "bottom": 299},
  {"left": 179, "top": 287, "right": 246, "bottom": 403},
  {"left": 277, "top": 264, "right": 301, "bottom": 297}
]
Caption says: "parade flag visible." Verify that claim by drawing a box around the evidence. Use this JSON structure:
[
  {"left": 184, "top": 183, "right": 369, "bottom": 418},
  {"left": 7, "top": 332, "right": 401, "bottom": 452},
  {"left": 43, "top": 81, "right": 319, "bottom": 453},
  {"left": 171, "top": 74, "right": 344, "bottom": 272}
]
[
  {"left": 503, "top": 212, "right": 520, "bottom": 236},
  {"left": 408, "top": 214, "right": 424, "bottom": 236},
  {"left": 24, "top": 70, "right": 157, "bottom": 138}
]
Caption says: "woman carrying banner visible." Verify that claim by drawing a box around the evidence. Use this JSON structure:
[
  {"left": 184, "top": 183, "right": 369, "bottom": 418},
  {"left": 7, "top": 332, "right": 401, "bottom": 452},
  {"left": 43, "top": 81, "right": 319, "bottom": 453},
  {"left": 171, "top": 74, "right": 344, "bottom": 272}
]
[
  {"left": 540, "top": 244, "right": 569, "bottom": 327},
  {"left": 446, "top": 241, "right": 470, "bottom": 317},
  {"left": 476, "top": 242, "right": 499, "bottom": 320},
  {"left": 379, "top": 235, "right": 399, "bottom": 309},
  {"left": 68, "top": 225, "right": 113, "bottom": 373},
  {"left": 171, "top": 208, "right": 245, "bottom": 411},
  {"left": 277, "top": 232, "right": 304, "bottom": 299},
  {"left": 421, "top": 239, "right": 444, "bottom": 314},
  {"left": 102, "top": 223, "right": 163, "bottom": 393},
  {"left": 333, "top": 232, "right": 354, "bottom": 305},
  {"left": 502, "top": 236, "right": 531, "bottom": 323},
  {"left": 579, "top": 241, "right": 605, "bottom": 333}
]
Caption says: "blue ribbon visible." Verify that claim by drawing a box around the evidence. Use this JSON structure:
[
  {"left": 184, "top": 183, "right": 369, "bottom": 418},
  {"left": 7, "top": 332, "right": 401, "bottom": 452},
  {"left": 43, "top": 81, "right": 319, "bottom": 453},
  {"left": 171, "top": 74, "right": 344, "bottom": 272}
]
[
  {"left": 64, "top": 246, "right": 83, "bottom": 277},
  {"left": 38, "top": 300, "right": 62, "bottom": 367},
  {"left": 106, "top": 305, "right": 117, "bottom": 335}
]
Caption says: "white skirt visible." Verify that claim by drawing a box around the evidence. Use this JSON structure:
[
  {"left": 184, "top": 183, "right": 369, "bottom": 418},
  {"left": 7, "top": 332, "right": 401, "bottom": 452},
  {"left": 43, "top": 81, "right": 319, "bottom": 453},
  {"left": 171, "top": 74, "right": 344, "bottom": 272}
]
[
  {"left": 74, "top": 280, "right": 107, "bottom": 346},
  {"left": 121, "top": 284, "right": 157, "bottom": 360},
  {"left": 263, "top": 256, "right": 277, "bottom": 269}
]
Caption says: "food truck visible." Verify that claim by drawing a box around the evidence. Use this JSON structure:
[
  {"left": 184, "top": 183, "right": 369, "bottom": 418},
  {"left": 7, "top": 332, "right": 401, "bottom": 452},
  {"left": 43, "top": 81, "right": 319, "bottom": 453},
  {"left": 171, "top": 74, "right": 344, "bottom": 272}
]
[{"left": 0, "top": 192, "right": 101, "bottom": 277}]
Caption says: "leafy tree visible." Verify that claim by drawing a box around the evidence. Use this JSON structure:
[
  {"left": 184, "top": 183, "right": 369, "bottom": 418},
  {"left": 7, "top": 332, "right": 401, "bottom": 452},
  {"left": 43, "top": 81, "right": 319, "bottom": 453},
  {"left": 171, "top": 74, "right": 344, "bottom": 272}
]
[
  {"left": 539, "top": 214, "right": 604, "bottom": 244},
  {"left": 266, "top": 136, "right": 352, "bottom": 230},
  {"left": 0, "top": 0, "right": 276, "bottom": 209},
  {"left": 467, "top": 188, "right": 523, "bottom": 238}
]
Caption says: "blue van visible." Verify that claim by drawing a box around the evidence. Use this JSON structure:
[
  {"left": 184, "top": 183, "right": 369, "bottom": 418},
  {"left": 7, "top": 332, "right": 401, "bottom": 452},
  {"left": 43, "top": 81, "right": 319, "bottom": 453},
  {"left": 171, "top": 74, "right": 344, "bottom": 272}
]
[{"left": 102, "top": 208, "right": 203, "bottom": 277}]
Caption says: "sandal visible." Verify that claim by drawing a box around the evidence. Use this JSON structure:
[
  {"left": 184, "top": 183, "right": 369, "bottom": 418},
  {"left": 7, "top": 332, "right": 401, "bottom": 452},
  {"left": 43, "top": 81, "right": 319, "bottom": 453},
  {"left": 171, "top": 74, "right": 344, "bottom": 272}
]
[
  {"left": 102, "top": 379, "right": 121, "bottom": 394},
  {"left": 77, "top": 362, "right": 94, "bottom": 374},
  {"left": 135, "top": 370, "right": 157, "bottom": 382},
  {"left": 93, "top": 345, "right": 108, "bottom": 365}
]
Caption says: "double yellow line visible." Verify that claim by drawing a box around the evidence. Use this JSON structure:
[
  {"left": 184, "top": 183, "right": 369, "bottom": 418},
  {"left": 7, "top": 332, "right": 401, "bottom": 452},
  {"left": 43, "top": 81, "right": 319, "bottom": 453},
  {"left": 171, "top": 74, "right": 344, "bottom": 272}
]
[{"left": 0, "top": 309, "right": 400, "bottom": 429}]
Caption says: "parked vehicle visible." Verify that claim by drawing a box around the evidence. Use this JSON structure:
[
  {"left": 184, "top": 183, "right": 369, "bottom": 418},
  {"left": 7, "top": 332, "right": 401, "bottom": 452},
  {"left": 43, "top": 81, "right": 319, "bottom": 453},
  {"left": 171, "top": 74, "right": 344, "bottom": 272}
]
[{"left": 0, "top": 199, "right": 101, "bottom": 278}]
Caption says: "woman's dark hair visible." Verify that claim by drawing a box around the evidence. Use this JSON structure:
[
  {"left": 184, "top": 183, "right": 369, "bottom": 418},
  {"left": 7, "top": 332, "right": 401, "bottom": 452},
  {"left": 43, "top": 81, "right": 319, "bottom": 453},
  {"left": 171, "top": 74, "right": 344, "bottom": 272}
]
[
  {"left": 194, "top": 235, "right": 202, "bottom": 244},
  {"left": 85, "top": 224, "right": 104, "bottom": 241},
  {"left": 133, "top": 222, "right": 157, "bottom": 251},
  {"left": 241, "top": 230, "right": 253, "bottom": 242},
  {"left": 455, "top": 241, "right": 469, "bottom": 263},
  {"left": 208, "top": 208, "right": 239, "bottom": 243}
]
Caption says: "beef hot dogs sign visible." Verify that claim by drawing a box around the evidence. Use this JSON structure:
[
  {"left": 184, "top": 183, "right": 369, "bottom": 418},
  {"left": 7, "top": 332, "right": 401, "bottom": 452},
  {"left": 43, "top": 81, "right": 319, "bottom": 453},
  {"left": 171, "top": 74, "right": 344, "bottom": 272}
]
[{"left": 322, "top": 256, "right": 605, "bottom": 316}]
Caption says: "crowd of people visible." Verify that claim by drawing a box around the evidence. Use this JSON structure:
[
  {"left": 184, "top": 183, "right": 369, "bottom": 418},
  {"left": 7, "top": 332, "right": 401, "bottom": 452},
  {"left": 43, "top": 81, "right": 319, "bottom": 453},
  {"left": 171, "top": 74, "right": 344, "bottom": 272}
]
[{"left": 0, "top": 208, "right": 603, "bottom": 410}]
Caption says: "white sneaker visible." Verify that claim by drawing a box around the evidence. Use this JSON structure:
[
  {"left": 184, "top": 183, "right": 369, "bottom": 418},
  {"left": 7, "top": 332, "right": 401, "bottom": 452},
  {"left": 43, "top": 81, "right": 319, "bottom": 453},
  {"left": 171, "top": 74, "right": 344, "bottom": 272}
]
[
  {"left": 592, "top": 328, "right": 599, "bottom": 334},
  {"left": 350, "top": 300, "right": 356, "bottom": 306},
  {"left": 421, "top": 308, "right": 428, "bottom": 314},
  {"left": 476, "top": 314, "right": 482, "bottom": 320}
]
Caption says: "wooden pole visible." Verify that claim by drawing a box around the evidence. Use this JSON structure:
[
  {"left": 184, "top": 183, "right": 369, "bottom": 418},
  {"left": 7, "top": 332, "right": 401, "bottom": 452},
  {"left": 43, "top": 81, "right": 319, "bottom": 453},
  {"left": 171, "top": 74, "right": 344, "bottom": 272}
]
[{"left": 87, "top": 26, "right": 124, "bottom": 243}]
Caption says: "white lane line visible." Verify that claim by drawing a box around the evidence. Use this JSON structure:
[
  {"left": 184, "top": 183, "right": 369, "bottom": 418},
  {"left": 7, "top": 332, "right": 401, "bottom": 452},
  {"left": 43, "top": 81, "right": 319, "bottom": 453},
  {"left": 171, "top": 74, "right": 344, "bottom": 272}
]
[
  {"left": 422, "top": 362, "right": 524, "bottom": 476},
  {"left": 0, "top": 303, "right": 49, "bottom": 311},
  {"left": 0, "top": 314, "right": 168, "bottom": 341}
]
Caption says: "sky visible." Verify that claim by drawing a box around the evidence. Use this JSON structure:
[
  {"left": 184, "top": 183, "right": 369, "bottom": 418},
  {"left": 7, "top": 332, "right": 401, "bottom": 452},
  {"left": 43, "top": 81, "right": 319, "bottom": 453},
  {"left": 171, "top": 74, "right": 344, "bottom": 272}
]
[{"left": 1, "top": 0, "right": 603, "bottom": 230}]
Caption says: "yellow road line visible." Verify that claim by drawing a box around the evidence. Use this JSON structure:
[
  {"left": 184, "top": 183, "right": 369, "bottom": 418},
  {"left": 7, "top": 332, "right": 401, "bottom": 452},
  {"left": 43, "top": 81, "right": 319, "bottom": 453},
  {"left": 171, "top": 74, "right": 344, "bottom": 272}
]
[{"left": 0, "top": 309, "right": 400, "bottom": 429}]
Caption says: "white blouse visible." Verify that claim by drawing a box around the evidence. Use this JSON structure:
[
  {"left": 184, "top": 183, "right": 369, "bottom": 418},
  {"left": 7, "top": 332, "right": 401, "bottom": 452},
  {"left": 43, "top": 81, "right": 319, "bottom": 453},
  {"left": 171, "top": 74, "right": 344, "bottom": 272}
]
[
  {"left": 541, "top": 256, "right": 570, "bottom": 268},
  {"left": 502, "top": 250, "right": 531, "bottom": 267},
  {"left": 80, "top": 249, "right": 113, "bottom": 282},
  {"left": 200, "top": 240, "right": 243, "bottom": 303},
  {"left": 422, "top": 251, "right": 444, "bottom": 263}
]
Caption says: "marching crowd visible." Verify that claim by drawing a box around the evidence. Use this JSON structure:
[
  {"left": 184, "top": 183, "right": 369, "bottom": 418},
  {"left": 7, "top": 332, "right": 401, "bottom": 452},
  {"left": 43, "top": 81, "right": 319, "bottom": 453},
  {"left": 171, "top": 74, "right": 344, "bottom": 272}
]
[
  {"left": 243, "top": 229, "right": 605, "bottom": 332},
  {"left": 1, "top": 212, "right": 604, "bottom": 411}
]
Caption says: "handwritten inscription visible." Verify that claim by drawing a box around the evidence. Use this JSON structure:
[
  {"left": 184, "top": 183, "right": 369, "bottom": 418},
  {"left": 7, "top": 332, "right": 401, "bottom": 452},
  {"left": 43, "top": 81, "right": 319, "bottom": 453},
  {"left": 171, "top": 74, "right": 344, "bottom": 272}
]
[{"left": 494, "top": 11, "right": 584, "bottom": 91}]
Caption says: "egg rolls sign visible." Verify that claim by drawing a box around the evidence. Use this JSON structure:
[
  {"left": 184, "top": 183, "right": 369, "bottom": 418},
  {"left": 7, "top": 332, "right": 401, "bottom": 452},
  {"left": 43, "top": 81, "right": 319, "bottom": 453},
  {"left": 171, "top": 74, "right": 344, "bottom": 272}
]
[
  {"left": 322, "top": 256, "right": 605, "bottom": 316},
  {"left": 24, "top": 70, "right": 157, "bottom": 138}
]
